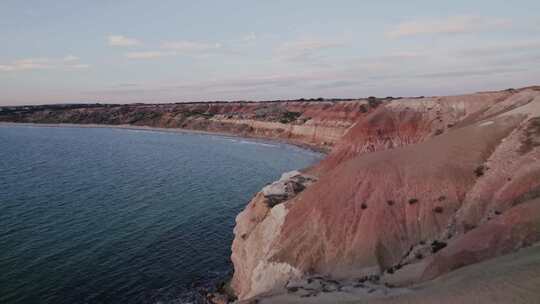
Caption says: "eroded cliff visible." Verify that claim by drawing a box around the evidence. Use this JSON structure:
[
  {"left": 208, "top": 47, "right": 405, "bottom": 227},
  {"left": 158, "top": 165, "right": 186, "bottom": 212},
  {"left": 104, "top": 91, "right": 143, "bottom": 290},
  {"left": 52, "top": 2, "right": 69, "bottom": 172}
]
[
  {"left": 0, "top": 99, "right": 378, "bottom": 151},
  {"left": 229, "top": 87, "right": 540, "bottom": 302}
]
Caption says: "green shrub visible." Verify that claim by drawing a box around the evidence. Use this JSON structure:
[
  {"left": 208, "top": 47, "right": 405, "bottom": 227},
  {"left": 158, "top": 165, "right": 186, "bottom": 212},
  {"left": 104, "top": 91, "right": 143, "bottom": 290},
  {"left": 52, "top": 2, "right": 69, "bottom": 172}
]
[{"left": 279, "top": 111, "right": 301, "bottom": 123}]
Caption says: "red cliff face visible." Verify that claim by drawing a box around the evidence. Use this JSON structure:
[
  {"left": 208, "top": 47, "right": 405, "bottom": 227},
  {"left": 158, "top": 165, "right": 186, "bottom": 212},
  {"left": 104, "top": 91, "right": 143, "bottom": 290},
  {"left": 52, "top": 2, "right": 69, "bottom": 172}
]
[
  {"left": 317, "top": 91, "right": 513, "bottom": 172},
  {"left": 0, "top": 100, "right": 372, "bottom": 151},
  {"left": 230, "top": 88, "right": 540, "bottom": 300}
]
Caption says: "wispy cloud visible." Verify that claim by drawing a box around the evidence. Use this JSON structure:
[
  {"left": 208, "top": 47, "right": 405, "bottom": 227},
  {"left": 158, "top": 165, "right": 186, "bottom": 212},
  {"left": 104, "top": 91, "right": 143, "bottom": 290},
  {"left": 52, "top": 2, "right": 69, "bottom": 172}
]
[
  {"left": 0, "top": 58, "right": 51, "bottom": 72},
  {"left": 67, "top": 64, "right": 91, "bottom": 69},
  {"left": 63, "top": 55, "right": 80, "bottom": 62},
  {"left": 125, "top": 51, "right": 174, "bottom": 59},
  {"left": 456, "top": 40, "right": 540, "bottom": 57},
  {"left": 0, "top": 56, "right": 89, "bottom": 72},
  {"left": 161, "top": 41, "right": 221, "bottom": 52},
  {"left": 62, "top": 56, "right": 90, "bottom": 69},
  {"left": 275, "top": 38, "right": 346, "bottom": 62},
  {"left": 194, "top": 74, "right": 319, "bottom": 89},
  {"left": 108, "top": 35, "right": 141, "bottom": 46},
  {"left": 414, "top": 67, "right": 526, "bottom": 79},
  {"left": 124, "top": 40, "right": 222, "bottom": 60},
  {"left": 387, "top": 16, "right": 512, "bottom": 38},
  {"left": 80, "top": 55, "right": 538, "bottom": 102},
  {"left": 84, "top": 72, "right": 326, "bottom": 96},
  {"left": 242, "top": 32, "right": 257, "bottom": 42}
]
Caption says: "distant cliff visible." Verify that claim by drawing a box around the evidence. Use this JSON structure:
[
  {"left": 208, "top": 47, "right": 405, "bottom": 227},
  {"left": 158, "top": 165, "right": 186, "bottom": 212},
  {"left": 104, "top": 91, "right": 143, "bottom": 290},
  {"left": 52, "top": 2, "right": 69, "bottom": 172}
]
[
  {"left": 0, "top": 99, "right": 381, "bottom": 152},
  {"left": 3, "top": 87, "right": 540, "bottom": 303}
]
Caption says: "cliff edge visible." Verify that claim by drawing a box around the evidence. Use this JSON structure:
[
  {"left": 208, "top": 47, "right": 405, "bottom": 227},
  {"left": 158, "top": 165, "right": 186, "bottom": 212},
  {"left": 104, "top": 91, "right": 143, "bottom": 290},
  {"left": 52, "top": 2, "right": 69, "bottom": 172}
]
[{"left": 230, "top": 87, "right": 540, "bottom": 303}]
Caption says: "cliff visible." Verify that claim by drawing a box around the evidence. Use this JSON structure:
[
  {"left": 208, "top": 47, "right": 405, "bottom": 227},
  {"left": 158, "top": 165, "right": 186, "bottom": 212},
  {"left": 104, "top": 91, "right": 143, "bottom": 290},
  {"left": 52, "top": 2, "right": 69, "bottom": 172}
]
[
  {"left": 0, "top": 99, "right": 376, "bottom": 152},
  {"left": 3, "top": 87, "right": 540, "bottom": 303},
  {"left": 229, "top": 87, "right": 540, "bottom": 303}
]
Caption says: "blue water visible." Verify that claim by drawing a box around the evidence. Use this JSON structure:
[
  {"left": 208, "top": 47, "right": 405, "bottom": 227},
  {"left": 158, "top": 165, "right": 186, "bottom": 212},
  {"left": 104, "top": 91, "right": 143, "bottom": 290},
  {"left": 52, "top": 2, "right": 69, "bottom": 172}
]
[{"left": 0, "top": 125, "right": 321, "bottom": 304}]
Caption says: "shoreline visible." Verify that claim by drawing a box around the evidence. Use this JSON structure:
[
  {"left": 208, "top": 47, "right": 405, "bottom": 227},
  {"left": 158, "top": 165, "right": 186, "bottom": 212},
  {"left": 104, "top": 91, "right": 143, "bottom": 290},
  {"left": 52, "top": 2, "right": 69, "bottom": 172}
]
[
  {"left": 1, "top": 120, "right": 323, "bottom": 304},
  {"left": 0, "top": 122, "right": 330, "bottom": 155},
  {"left": 4, "top": 86, "right": 540, "bottom": 303}
]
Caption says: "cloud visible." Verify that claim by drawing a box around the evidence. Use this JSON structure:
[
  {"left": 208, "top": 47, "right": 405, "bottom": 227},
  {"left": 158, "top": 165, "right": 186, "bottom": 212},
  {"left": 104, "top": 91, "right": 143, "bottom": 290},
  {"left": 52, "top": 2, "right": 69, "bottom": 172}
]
[
  {"left": 0, "top": 56, "right": 90, "bottom": 72},
  {"left": 63, "top": 55, "right": 80, "bottom": 62},
  {"left": 312, "top": 80, "right": 362, "bottom": 90},
  {"left": 414, "top": 67, "right": 526, "bottom": 79},
  {"left": 124, "top": 40, "right": 223, "bottom": 59},
  {"left": 86, "top": 73, "right": 326, "bottom": 96},
  {"left": 202, "top": 74, "right": 316, "bottom": 89},
  {"left": 79, "top": 58, "right": 537, "bottom": 103},
  {"left": 0, "top": 58, "right": 51, "bottom": 71},
  {"left": 67, "top": 64, "right": 90, "bottom": 69},
  {"left": 456, "top": 40, "right": 540, "bottom": 57},
  {"left": 161, "top": 40, "right": 222, "bottom": 52},
  {"left": 61, "top": 55, "right": 89, "bottom": 69},
  {"left": 387, "top": 16, "right": 511, "bottom": 38},
  {"left": 275, "top": 38, "right": 346, "bottom": 62},
  {"left": 108, "top": 35, "right": 141, "bottom": 46},
  {"left": 113, "top": 83, "right": 139, "bottom": 88},
  {"left": 125, "top": 51, "right": 174, "bottom": 59},
  {"left": 242, "top": 32, "right": 257, "bottom": 42}
]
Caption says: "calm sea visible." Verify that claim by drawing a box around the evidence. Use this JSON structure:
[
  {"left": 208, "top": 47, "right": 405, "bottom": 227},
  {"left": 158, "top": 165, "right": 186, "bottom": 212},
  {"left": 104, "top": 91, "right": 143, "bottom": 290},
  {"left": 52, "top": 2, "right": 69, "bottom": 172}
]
[{"left": 0, "top": 125, "right": 321, "bottom": 304}]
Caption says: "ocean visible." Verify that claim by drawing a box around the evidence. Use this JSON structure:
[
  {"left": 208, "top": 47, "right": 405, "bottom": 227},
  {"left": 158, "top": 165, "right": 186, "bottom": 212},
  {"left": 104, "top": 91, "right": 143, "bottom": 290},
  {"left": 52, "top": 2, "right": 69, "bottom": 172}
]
[{"left": 0, "top": 125, "right": 321, "bottom": 304}]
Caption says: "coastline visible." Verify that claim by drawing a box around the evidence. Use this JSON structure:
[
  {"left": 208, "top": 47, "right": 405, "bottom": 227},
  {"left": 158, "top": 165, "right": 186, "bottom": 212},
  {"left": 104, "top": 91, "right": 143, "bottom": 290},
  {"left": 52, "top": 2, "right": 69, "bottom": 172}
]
[
  {"left": 1, "top": 121, "right": 326, "bottom": 303},
  {"left": 4, "top": 86, "right": 540, "bottom": 303},
  {"left": 0, "top": 123, "right": 322, "bottom": 304},
  {"left": 0, "top": 122, "right": 330, "bottom": 155}
]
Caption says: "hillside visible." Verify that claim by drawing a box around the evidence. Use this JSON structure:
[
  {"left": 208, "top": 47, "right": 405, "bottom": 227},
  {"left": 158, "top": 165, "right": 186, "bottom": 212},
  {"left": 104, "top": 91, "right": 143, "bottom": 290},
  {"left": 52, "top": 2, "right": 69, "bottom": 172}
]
[{"left": 228, "top": 87, "right": 540, "bottom": 303}]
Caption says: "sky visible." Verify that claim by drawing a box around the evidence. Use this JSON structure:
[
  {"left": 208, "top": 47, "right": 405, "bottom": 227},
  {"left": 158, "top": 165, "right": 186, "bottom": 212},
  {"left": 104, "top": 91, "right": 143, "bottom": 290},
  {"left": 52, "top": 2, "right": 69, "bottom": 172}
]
[{"left": 1, "top": 0, "right": 539, "bottom": 105}]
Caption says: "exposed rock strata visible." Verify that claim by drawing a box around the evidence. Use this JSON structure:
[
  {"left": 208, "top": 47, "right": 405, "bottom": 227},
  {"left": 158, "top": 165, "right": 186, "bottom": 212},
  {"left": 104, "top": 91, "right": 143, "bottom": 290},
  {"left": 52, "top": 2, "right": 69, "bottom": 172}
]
[
  {"left": 262, "top": 171, "right": 317, "bottom": 207},
  {"left": 0, "top": 100, "right": 376, "bottom": 151},
  {"left": 231, "top": 171, "right": 316, "bottom": 299},
  {"left": 229, "top": 87, "right": 540, "bottom": 301}
]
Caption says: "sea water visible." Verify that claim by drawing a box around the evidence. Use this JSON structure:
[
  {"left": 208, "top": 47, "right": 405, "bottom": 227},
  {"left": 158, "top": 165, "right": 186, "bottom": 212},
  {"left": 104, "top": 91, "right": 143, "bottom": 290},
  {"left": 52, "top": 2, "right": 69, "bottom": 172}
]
[{"left": 0, "top": 125, "right": 321, "bottom": 304}]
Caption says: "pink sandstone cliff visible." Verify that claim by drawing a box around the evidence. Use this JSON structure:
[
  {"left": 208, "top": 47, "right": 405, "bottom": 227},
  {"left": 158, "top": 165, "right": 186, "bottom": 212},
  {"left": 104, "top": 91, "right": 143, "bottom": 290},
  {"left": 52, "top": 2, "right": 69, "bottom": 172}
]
[
  {"left": 0, "top": 100, "right": 371, "bottom": 152},
  {"left": 230, "top": 87, "right": 540, "bottom": 302}
]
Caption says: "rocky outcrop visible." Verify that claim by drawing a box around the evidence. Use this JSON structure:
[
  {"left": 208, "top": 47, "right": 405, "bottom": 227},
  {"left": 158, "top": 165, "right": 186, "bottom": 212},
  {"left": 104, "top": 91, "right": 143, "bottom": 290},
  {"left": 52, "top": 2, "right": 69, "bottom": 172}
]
[
  {"left": 262, "top": 171, "right": 317, "bottom": 207},
  {"left": 230, "top": 87, "right": 540, "bottom": 301},
  {"left": 230, "top": 171, "right": 317, "bottom": 299}
]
